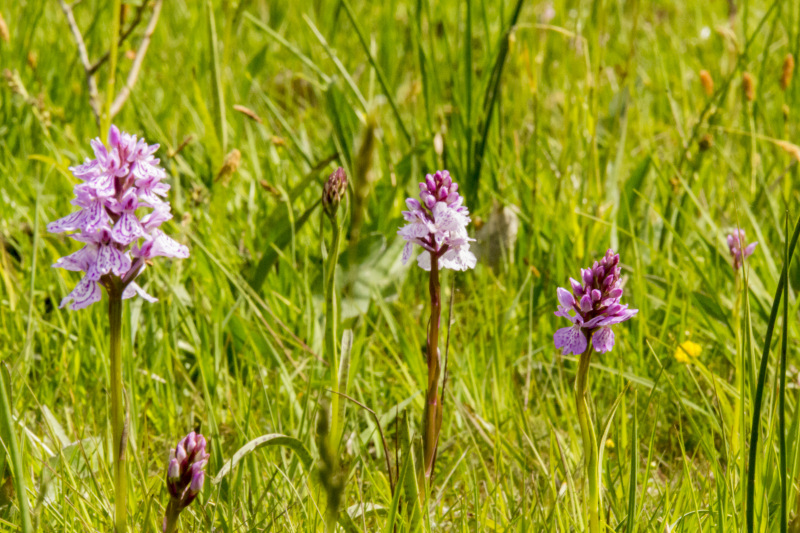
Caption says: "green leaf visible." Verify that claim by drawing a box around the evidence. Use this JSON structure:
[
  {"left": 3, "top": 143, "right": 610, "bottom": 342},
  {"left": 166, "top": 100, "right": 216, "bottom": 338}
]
[
  {"left": 207, "top": 0, "right": 227, "bottom": 153},
  {"left": 213, "top": 434, "right": 314, "bottom": 483}
]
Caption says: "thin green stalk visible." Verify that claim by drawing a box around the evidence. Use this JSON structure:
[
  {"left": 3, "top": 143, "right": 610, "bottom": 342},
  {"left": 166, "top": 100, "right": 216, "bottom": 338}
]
[
  {"left": 422, "top": 254, "right": 442, "bottom": 482},
  {"left": 780, "top": 213, "right": 789, "bottom": 533},
  {"left": 576, "top": 341, "right": 601, "bottom": 533},
  {"left": 0, "top": 368, "right": 32, "bottom": 533},
  {"left": 736, "top": 270, "right": 747, "bottom": 496},
  {"left": 325, "top": 220, "right": 342, "bottom": 454},
  {"left": 322, "top": 198, "right": 344, "bottom": 533},
  {"left": 109, "top": 289, "right": 128, "bottom": 533}
]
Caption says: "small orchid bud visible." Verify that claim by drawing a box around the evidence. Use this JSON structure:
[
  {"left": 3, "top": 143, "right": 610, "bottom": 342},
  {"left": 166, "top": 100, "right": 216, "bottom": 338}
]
[
  {"left": 189, "top": 471, "right": 205, "bottom": 495},
  {"left": 322, "top": 167, "right": 348, "bottom": 219},
  {"left": 167, "top": 459, "right": 180, "bottom": 481},
  {"left": 185, "top": 432, "right": 196, "bottom": 455},
  {"left": 175, "top": 444, "right": 186, "bottom": 464},
  {"left": 162, "top": 432, "right": 210, "bottom": 532},
  {"left": 108, "top": 124, "right": 121, "bottom": 147}
]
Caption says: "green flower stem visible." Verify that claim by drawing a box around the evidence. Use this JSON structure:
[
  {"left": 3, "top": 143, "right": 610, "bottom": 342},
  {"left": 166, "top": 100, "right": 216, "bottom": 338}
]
[
  {"left": 575, "top": 342, "right": 601, "bottom": 533},
  {"left": 325, "top": 219, "right": 342, "bottom": 452},
  {"left": 162, "top": 500, "right": 180, "bottom": 533},
  {"left": 109, "top": 288, "right": 128, "bottom": 533},
  {"left": 323, "top": 216, "right": 342, "bottom": 533},
  {"left": 422, "top": 254, "right": 442, "bottom": 481}
]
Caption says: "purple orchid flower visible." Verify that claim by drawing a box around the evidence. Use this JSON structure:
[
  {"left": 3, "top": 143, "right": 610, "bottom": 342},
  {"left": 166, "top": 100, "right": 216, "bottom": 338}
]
[
  {"left": 554, "top": 249, "right": 638, "bottom": 355},
  {"left": 397, "top": 170, "right": 476, "bottom": 271},
  {"left": 727, "top": 229, "right": 757, "bottom": 270},
  {"left": 48, "top": 125, "right": 188, "bottom": 309}
]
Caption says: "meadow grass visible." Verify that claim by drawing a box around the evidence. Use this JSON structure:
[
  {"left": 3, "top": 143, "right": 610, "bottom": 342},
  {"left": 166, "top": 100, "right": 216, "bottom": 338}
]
[{"left": 0, "top": 0, "right": 799, "bottom": 531}]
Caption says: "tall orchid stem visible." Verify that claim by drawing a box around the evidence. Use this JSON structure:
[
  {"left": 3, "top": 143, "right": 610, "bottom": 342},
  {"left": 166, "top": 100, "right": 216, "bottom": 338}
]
[
  {"left": 109, "top": 287, "right": 128, "bottom": 533},
  {"left": 422, "top": 253, "right": 442, "bottom": 483},
  {"left": 162, "top": 500, "right": 179, "bottom": 533},
  {"left": 575, "top": 341, "right": 601, "bottom": 533},
  {"left": 324, "top": 220, "right": 342, "bottom": 451},
  {"left": 323, "top": 216, "right": 342, "bottom": 533}
]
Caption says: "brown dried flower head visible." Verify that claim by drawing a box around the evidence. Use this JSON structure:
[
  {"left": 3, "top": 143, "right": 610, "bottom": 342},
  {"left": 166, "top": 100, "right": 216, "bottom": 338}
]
[
  {"left": 781, "top": 54, "right": 795, "bottom": 91},
  {"left": 699, "top": 70, "right": 714, "bottom": 96},
  {"left": 742, "top": 72, "right": 755, "bottom": 102}
]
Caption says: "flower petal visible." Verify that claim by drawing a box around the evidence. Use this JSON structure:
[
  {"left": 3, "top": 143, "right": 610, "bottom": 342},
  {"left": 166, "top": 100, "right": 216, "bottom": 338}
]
[
  {"left": 557, "top": 287, "right": 575, "bottom": 308},
  {"left": 122, "top": 282, "right": 158, "bottom": 303},
  {"left": 60, "top": 275, "right": 102, "bottom": 310},
  {"left": 111, "top": 213, "right": 146, "bottom": 245},
  {"left": 592, "top": 327, "right": 615, "bottom": 353},
  {"left": 554, "top": 325, "right": 587, "bottom": 355},
  {"left": 416, "top": 251, "right": 432, "bottom": 271},
  {"left": 402, "top": 241, "right": 413, "bottom": 265}
]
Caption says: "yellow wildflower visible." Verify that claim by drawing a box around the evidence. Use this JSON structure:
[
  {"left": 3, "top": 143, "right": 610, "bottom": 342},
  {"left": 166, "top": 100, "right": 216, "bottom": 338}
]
[{"left": 674, "top": 340, "right": 702, "bottom": 363}]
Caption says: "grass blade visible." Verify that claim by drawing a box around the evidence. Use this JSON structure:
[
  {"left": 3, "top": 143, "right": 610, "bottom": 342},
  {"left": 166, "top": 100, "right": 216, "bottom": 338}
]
[
  {"left": 213, "top": 434, "right": 314, "bottom": 483},
  {"left": 0, "top": 368, "right": 33, "bottom": 533},
  {"left": 339, "top": 0, "right": 412, "bottom": 144},
  {"left": 626, "top": 391, "right": 638, "bottom": 533},
  {"left": 746, "top": 212, "right": 800, "bottom": 533},
  {"left": 780, "top": 212, "right": 789, "bottom": 533},
  {"left": 469, "top": 0, "right": 525, "bottom": 199},
  {"left": 207, "top": 0, "right": 227, "bottom": 153}
]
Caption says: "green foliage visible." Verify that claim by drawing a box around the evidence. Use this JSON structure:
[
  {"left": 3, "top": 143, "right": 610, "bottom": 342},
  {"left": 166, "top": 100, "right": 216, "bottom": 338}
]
[{"left": 0, "top": 0, "right": 799, "bottom": 531}]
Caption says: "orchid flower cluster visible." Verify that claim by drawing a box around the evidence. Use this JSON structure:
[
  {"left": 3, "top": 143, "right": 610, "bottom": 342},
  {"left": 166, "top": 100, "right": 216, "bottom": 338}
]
[
  {"left": 554, "top": 249, "right": 638, "bottom": 355},
  {"left": 397, "top": 170, "right": 476, "bottom": 486},
  {"left": 163, "top": 432, "right": 209, "bottom": 533},
  {"left": 554, "top": 249, "right": 637, "bottom": 533},
  {"left": 48, "top": 125, "right": 188, "bottom": 309},
  {"left": 398, "top": 170, "right": 476, "bottom": 271},
  {"left": 727, "top": 229, "right": 757, "bottom": 270}
]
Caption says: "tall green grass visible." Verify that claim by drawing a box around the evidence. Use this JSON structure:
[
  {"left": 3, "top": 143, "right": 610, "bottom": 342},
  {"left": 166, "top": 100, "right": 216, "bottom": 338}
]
[{"left": 0, "top": 0, "right": 798, "bottom": 530}]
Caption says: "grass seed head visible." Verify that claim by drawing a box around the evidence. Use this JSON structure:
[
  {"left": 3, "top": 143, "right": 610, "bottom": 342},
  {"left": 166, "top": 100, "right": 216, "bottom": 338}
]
[{"left": 781, "top": 53, "right": 795, "bottom": 91}]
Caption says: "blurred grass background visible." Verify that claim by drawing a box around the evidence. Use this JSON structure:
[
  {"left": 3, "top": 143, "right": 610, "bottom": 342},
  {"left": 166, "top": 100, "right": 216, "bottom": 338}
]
[{"left": 1, "top": 0, "right": 799, "bottom": 530}]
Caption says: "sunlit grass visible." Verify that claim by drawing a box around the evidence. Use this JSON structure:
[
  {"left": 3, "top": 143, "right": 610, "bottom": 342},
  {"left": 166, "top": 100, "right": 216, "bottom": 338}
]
[{"left": 0, "top": 0, "right": 799, "bottom": 531}]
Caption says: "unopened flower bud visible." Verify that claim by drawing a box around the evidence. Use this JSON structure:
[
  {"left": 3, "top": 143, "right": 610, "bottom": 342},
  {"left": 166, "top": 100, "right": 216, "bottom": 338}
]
[
  {"left": 163, "top": 432, "right": 210, "bottom": 531},
  {"left": 185, "top": 432, "right": 196, "bottom": 455},
  {"left": 175, "top": 444, "right": 186, "bottom": 464},
  {"left": 322, "top": 167, "right": 347, "bottom": 219},
  {"left": 108, "top": 124, "right": 121, "bottom": 147},
  {"left": 190, "top": 470, "right": 204, "bottom": 495},
  {"left": 167, "top": 459, "right": 180, "bottom": 481}
]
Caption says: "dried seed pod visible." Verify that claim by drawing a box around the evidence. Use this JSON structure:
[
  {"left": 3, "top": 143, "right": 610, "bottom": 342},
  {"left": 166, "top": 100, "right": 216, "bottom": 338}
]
[
  {"left": 215, "top": 149, "right": 241, "bottom": 185},
  {"left": 0, "top": 11, "right": 9, "bottom": 43},
  {"left": 699, "top": 134, "right": 713, "bottom": 152},
  {"left": 781, "top": 53, "right": 795, "bottom": 91},
  {"left": 742, "top": 72, "right": 755, "bottom": 101},
  {"left": 699, "top": 70, "right": 714, "bottom": 96}
]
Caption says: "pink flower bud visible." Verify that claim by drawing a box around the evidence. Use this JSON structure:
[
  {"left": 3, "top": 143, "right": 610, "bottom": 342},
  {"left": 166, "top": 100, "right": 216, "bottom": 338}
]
[
  {"left": 190, "top": 470, "right": 205, "bottom": 495},
  {"left": 167, "top": 459, "right": 180, "bottom": 481},
  {"left": 185, "top": 432, "right": 196, "bottom": 455},
  {"left": 176, "top": 444, "right": 187, "bottom": 464}
]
